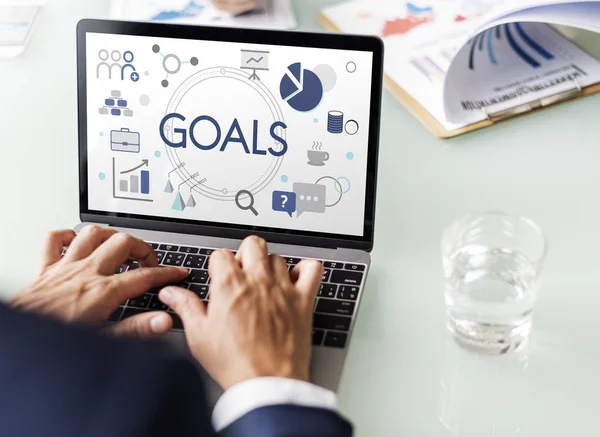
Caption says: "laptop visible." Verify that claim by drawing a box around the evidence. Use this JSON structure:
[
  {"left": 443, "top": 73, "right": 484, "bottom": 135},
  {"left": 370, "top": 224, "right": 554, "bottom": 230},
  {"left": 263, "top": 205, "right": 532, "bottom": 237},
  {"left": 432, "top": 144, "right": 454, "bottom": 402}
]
[{"left": 76, "top": 19, "right": 383, "bottom": 400}]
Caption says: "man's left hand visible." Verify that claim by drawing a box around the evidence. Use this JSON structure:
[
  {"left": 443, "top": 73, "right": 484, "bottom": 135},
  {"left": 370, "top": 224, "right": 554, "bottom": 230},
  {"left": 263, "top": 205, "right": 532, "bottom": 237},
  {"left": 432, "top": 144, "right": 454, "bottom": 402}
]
[{"left": 10, "top": 226, "right": 189, "bottom": 338}]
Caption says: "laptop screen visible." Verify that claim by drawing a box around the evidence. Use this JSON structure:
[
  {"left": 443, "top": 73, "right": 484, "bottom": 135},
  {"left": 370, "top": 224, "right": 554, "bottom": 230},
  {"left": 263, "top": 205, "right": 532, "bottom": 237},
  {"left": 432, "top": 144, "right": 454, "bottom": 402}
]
[{"left": 84, "top": 31, "right": 376, "bottom": 239}]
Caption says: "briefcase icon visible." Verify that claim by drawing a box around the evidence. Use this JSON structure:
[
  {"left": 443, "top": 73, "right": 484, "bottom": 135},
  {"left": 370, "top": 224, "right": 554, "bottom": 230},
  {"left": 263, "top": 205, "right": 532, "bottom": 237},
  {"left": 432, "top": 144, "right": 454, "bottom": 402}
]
[{"left": 111, "top": 128, "right": 140, "bottom": 153}]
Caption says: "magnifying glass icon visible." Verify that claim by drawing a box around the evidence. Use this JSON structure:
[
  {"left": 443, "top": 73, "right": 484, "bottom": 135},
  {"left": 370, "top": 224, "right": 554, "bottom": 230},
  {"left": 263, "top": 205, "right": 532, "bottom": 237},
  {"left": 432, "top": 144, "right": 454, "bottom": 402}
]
[{"left": 235, "top": 190, "right": 259, "bottom": 216}]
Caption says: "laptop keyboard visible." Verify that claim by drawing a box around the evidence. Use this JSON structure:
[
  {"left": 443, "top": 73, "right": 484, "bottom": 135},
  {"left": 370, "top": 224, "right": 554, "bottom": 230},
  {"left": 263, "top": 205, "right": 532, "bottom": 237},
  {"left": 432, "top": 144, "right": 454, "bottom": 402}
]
[{"left": 107, "top": 242, "right": 366, "bottom": 349}]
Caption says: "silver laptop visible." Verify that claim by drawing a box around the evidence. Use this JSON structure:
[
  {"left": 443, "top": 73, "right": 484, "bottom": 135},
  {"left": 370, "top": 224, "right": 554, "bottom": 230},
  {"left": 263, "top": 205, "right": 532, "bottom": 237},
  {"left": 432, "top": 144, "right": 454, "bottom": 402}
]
[{"left": 76, "top": 19, "right": 383, "bottom": 401}]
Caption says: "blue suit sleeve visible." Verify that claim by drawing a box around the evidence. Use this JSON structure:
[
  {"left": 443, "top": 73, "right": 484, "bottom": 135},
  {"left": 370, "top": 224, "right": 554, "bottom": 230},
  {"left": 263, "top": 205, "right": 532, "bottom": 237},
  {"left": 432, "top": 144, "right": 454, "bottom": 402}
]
[
  {"left": 220, "top": 405, "right": 353, "bottom": 437},
  {"left": 0, "top": 303, "right": 214, "bottom": 437}
]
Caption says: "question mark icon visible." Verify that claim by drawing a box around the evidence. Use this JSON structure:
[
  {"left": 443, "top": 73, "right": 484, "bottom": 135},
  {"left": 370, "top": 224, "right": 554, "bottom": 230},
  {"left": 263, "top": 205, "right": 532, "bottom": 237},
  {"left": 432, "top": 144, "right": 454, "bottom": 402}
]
[{"left": 281, "top": 195, "right": 288, "bottom": 208}]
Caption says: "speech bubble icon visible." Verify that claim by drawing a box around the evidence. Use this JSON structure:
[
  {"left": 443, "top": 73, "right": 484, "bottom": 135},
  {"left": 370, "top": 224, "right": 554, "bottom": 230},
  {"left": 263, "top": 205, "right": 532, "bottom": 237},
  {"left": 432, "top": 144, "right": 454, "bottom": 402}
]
[
  {"left": 293, "top": 183, "right": 326, "bottom": 217},
  {"left": 272, "top": 190, "right": 296, "bottom": 217}
]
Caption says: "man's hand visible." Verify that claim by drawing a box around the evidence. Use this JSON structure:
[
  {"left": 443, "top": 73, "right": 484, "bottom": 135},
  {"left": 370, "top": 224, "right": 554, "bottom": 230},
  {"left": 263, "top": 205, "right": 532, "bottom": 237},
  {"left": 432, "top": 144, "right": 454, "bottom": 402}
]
[
  {"left": 10, "top": 226, "right": 189, "bottom": 338},
  {"left": 159, "top": 236, "right": 323, "bottom": 390},
  {"left": 212, "top": 0, "right": 258, "bottom": 15}
]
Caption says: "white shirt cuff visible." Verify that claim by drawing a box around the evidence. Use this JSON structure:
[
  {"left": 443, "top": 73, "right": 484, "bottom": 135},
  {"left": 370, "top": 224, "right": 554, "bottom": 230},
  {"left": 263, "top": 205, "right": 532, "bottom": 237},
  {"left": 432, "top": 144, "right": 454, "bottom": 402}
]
[{"left": 212, "top": 377, "right": 338, "bottom": 431}]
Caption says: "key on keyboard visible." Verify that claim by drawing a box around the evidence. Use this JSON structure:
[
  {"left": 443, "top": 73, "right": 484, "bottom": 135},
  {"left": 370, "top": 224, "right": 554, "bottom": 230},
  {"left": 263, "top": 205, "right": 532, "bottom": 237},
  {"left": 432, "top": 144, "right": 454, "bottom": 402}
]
[
  {"left": 316, "top": 299, "right": 355, "bottom": 316},
  {"left": 163, "top": 253, "right": 185, "bottom": 266},
  {"left": 330, "top": 269, "right": 363, "bottom": 285},
  {"left": 179, "top": 246, "right": 199, "bottom": 254},
  {"left": 323, "top": 261, "right": 344, "bottom": 269},
  {"left": 188, "top": 269, "right": 209, "bottom": 284},
  {"left": 127, "top": 293, "right": 151, "bottom": 309},
  {"left": 324, "top": 332, "right": 347, "bottom": 348},
  {"left": 337, "top": 286, "right": 359, "bottom": 301},
  {"left": 319, "top": 284, "right": 337, "bottom": 298},
  {"left": 312, "top": 329, "right": 325, "bottom": 346},
  {"left": 313, "top": 314, "right": 352, "bottom": 332},
  {"left": 154, "top": 251, "right": 165, "bottom": 264},
  {"left": 184, "top": 254, "right": 206, "bottom": 269},
  {"left": 189, "top": 284, "right": 209, "bottom": 299},
  {"left": 149, "top": 295, "right": 169, "bottom": 311}
]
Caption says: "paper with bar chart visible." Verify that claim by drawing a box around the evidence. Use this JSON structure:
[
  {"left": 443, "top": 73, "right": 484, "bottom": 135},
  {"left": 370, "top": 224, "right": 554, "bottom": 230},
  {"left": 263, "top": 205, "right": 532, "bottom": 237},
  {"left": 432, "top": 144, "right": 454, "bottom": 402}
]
[{"left": 322, "top": 0, "right": 600, "bottom": 135}]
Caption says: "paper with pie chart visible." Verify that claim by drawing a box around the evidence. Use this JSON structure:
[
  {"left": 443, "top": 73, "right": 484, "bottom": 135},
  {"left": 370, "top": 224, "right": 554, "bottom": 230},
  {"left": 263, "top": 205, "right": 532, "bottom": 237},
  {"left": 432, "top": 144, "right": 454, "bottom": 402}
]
[{"left": 280, "top": 63, "right": 324, "bottom": 112}]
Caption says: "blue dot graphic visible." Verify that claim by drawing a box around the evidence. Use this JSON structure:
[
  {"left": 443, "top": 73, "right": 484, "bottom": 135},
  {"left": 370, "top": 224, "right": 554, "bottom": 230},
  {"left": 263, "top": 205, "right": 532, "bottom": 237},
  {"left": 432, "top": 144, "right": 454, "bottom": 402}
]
[
  {"left": 154, "top": 150, "right": 161, "bottom": 158},
  {"left": 313, "top": 118, "right": 318, "bottom": 123},
  {"left": 281, "top": 175, "right": 288, "bottom": 183},
  {"left": 346, "top": 152, "right": 354, "bottom": 160},
  {"left": 99, "top": 132, "right": 104, "bottom": 136},
  {"left": 145, "top": 71, "right": 150, "bottom": 76},
  {"left": 98, "top": 172, "right": 106, "bottom": 180}
]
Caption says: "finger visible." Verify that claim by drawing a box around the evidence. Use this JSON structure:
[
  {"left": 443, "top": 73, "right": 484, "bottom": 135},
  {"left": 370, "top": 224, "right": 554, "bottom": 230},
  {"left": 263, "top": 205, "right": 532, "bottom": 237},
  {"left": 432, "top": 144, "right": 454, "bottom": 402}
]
[
  {"left": 91, "top": 232, "right": 157, "bottom": 275},
  {"left": 109, "top": 266, "right": 189, "bottom": 305},
  {"left": 236, "top": 236, "right": 270, "bottom": 281},
  {"left": 63, "top": 225, "right": 117, "bottom": 262},
  {"left": 208, "top": 249, "right": 243, "bottom": 291},
  {"left": 159, "top": 286, "right": 207, "bottom": 330},
  {"left": 270, "top": 254, "right": 292, "bottom": 288},
  {"left": 107, "top": 311, "right": 172, "bottom": 338},
  {"left": 40, "top": 229, "right": 77, "bottom": 270},
  {"left": 291, "top": 260, "right": 323, "bottom": 300},
  {"left": 213, "top": 0, "right": 256, "bottom": 14}
]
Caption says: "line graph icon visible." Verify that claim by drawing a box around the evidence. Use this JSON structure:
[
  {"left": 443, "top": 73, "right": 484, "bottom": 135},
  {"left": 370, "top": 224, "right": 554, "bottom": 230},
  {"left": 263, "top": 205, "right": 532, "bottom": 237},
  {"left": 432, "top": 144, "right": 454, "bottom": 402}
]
[{"left": 241, "top": 50, "right": 270, "bottom": 80}]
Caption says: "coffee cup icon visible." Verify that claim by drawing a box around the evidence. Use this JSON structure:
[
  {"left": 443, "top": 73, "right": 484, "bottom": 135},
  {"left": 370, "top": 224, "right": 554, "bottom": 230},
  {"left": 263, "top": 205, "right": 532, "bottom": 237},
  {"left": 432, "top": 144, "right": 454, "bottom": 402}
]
[{"left": 307, "top": 150, "right": 330, "bottom": 166}]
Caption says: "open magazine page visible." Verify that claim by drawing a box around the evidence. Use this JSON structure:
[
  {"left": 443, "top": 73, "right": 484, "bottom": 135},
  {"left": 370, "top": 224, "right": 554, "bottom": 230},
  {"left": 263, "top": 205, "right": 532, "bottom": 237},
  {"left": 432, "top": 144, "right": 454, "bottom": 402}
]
[
  {"left": 110, "top": 0, "right": 297, "bottom": 30},
  {"left": 443, "top": 4, "right": 600, "bottom": 125},
  {"left": 322, "top": 0, "right": 533, "bottom": 132},
  {"left": 322, "top": 0, "right": 599, "bottom": 132}
]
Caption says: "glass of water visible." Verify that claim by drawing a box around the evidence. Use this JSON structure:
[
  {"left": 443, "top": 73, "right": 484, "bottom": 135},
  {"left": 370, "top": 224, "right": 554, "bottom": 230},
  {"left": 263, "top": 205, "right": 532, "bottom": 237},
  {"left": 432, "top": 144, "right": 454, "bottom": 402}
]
[{"left": 442, "top": 212, "right": 547, "bottom": 354}]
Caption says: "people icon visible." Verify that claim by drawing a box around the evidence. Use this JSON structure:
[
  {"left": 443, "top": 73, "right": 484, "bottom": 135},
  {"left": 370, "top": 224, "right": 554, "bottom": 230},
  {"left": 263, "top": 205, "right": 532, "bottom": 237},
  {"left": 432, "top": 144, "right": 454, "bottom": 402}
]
[{"left": 96, "top": 49, "right": 138, "bottom": 82}]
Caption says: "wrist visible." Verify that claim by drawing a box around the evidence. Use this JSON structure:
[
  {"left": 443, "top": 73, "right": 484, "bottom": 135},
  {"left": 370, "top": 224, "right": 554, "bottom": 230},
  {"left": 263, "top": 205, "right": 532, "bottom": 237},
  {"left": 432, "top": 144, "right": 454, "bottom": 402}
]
[{"left": 219, "top": 365, "right": 310, "bottom": 390}]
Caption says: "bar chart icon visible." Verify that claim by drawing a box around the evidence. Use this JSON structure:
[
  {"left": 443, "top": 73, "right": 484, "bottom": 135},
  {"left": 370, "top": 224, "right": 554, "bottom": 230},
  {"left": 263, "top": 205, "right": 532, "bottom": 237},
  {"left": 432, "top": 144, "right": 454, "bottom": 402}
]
[
  {"left": 119, "top": 171, "right": 149, "bottom": 194},
  {"left": 112, "top": 158, "right": 153, "bottom": 202}
]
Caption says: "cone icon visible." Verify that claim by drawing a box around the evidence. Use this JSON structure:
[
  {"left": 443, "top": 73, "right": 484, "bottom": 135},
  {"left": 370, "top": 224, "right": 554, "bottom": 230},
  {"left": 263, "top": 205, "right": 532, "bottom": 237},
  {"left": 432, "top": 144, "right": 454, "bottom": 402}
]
[{"left": 172, "top": 192, "right": 186, "bottom": 211}]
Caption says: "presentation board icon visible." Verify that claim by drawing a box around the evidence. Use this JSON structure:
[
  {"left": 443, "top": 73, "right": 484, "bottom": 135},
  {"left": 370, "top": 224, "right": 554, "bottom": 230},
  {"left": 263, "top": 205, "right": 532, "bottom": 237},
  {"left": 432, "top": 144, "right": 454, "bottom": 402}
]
[
  {"left": 112, "top": 158, "right": 152, "bottom": 202},
  {"left": 280, "top": 63, "right": 324, "bottom": 112},
  {"left": 241, "top": 49, "right": 269, "bottom": 80},
  {"left": 110, "top": 128, "right": 140, "bottom": 153}
]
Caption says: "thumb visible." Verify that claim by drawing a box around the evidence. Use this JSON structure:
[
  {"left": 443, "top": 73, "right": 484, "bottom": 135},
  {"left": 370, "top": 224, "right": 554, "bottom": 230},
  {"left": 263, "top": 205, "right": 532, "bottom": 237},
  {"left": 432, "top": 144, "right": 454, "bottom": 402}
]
[
  {"left": 159, "top": 286, "right": 207, "bottom": 330},
  {"left": 107, "top": 311, "right": 173, "bottom": 339}
]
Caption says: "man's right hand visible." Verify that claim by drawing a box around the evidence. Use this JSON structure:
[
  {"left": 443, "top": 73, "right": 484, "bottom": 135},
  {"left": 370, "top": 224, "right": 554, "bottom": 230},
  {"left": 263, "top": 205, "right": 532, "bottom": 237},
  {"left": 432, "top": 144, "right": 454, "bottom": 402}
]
[{"left": 159, "top": 236, "right": 323, "bottom": 390}]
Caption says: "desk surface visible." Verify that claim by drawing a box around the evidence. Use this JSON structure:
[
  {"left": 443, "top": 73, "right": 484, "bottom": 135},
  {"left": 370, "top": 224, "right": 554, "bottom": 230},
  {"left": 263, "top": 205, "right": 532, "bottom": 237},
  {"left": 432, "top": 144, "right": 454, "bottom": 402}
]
[{"left": 1, "top": 1, "right": 600, "bottom": 436}]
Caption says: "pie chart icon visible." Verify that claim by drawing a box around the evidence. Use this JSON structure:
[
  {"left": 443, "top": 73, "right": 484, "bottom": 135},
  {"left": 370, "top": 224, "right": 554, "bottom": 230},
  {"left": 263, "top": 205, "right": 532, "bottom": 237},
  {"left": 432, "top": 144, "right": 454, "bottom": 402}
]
[{"left": 280, "top": 62, "right": 324, "bottom": 112}]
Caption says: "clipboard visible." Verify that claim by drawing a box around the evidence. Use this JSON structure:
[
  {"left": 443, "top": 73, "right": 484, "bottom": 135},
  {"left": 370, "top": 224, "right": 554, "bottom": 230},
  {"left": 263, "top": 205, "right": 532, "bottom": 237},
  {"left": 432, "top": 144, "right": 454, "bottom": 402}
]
[{"left": 318, "top": 12, "right": 600, "bottom": 138}]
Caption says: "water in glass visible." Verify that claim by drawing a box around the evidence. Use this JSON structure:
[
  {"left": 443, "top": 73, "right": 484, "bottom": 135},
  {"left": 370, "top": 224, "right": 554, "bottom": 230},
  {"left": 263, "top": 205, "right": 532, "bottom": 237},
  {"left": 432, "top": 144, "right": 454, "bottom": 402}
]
[{"left": 442, "top": 213, "right": 545, "bottom": 354}]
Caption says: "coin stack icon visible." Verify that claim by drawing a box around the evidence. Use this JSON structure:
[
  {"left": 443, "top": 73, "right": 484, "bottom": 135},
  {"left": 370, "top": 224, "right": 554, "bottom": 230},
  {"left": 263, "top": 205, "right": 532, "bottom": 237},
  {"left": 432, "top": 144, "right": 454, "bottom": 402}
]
[{"left": 327, "top": 110, "right": 344, "bottom": 134}]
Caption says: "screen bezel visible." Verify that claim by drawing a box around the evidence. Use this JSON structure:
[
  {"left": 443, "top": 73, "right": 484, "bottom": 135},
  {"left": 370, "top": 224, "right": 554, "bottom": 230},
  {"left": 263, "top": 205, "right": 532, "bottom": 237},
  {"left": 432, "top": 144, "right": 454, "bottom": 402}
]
[{"left": 77, "top": 19, "right": 383, "bottom": 251}]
